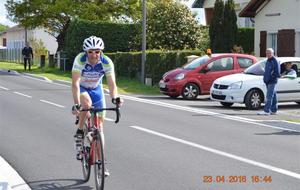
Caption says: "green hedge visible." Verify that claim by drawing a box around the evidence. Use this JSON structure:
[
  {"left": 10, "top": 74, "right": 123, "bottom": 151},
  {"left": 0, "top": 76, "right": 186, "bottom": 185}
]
[
  {"left": 237, "top": 28, "right": 254, "bottom": 54},
  {"left": 64, "top": 19, "right": 138, "bottom": 69},
  {"left": 107, "top": 50, "right": 203, "bottom": 85}
]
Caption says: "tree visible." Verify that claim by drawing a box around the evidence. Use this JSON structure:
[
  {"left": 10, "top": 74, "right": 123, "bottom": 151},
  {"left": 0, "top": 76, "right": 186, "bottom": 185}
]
[
  {"left": 209, "top": 0, "right": 224, "bottom": 53},
  {"left": 209, "top": 0, "right": 238, "bottom": 53},
  {"left": 223, "top": 0, "right": 237, "bottom": 52},
  {"left": 5, "top": 0, "right": 143, "bottom": 52},
  {"left": 0, "top": 24, "right": 8, "bottom": 32},
  {"left": 146, "top": 2, "right": 205, "bottom": 50}
]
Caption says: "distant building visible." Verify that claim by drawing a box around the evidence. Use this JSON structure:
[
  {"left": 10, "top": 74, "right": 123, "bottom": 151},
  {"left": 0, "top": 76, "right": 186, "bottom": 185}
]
[
  {"left": 192, "top": 0, "right": 254, "bottom": 27},
  {"left": 2, "top": 25, "right": 57, "bottom": 54},
  {"left": 0, "top": 25, "right": 58, "bottom": 62},
  {"left": 239, "top": 0, "right": 300, "bottom": 57}
]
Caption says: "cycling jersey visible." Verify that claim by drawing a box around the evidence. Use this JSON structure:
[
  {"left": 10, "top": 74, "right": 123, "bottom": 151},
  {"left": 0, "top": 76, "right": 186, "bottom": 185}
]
[{"left": 72, "top": 52, "right": 114, "bottom": 89}]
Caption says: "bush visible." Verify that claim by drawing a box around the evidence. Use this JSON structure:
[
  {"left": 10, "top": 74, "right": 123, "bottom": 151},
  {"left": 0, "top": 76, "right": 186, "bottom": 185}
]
[
  {"left": 107, "top": 50, "right": 204, "bottom": 85},
  {"left": 64, "top": 19, "right": 139, "bottom": 69}
]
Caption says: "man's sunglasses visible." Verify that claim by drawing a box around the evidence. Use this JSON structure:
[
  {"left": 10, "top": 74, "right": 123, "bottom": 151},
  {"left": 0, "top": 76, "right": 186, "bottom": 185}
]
[{"left": 87, "top": 50, "right": 101, "bottom": 54}]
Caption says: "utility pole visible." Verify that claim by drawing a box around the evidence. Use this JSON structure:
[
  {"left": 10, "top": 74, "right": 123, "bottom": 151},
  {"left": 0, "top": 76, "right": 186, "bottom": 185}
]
[{"left": 141, "top": 0, "right": 146, "bottom": 83}]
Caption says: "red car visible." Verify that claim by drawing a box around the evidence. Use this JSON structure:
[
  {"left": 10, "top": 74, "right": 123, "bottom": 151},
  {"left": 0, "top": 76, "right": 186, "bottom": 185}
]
[{"left": 159, "top": 53, "right": 257, "bottom": 99}]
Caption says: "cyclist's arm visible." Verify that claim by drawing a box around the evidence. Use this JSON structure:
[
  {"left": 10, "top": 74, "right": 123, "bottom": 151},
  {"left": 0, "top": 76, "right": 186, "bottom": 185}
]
[
  {"left": 107, "top": 73, "right": 118, "bottom": 99},
  {"left": 72, "top": 72, "right": 81, "bottom": 105}
]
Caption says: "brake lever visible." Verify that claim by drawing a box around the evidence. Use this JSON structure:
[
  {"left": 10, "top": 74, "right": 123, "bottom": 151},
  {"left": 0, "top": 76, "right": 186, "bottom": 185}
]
[{"left": 115, "top": 106, "right": 121, "bottom": 124}]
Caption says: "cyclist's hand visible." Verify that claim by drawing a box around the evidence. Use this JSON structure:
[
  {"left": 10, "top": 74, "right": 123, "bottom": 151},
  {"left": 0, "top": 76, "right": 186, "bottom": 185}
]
[
  {"left": 112, "top": 97, "right": 123, "bottom": 107},
  {"left": 72, "top": 104, "right": 81, "bottom": 115}
]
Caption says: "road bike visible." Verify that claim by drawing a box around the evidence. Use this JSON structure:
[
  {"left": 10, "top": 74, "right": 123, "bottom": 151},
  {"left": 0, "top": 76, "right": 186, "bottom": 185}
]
[{"left": 75, "top": 105, "right": 120, "bottom": 190}]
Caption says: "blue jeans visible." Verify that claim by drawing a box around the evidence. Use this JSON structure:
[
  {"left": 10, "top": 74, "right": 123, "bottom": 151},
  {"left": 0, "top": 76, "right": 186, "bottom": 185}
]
[{"left": 264, "top": 83, "right": 278, "bottom": 113}]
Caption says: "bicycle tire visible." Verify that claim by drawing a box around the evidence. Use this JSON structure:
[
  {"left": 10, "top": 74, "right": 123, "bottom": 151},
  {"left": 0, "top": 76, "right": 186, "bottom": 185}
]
[
  {"left": 94, "top": 130, "right": 105, "bottom": 190},
  {"left": 81, "top": 123, "right": 91, "bottom": 182}
]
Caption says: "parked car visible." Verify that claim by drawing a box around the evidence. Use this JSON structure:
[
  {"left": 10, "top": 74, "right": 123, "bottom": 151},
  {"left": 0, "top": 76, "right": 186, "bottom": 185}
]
[
  {"left": 159, "top": 53, "right": 257, "bottom": 99},
  {"left": 210, "top": 57, "right": 300, "bottom": 109}
]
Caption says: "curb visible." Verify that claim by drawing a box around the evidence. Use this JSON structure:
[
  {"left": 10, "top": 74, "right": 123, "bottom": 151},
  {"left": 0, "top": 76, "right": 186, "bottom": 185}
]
[
  {"left": 0, "top": 69, "right": 20, "bottom": 75},
  {"left": 23, "top": 73, "right": 52, "bottom": 82},
  {"left": 0, "top": 156, "right": 31, "bottom": 190}
]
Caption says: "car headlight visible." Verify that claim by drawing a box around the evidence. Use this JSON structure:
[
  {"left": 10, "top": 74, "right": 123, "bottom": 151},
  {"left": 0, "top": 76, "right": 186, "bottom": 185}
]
[
  {"left": 174, "top": 73, "right": 185, "bottom": 80},
  {"left": 228, "top": 81, "right": 243, "bottom": 89}
]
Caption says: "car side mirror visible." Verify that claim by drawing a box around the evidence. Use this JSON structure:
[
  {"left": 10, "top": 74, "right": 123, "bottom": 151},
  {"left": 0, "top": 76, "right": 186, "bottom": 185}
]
[{"left": 200, "top": 66, "right": 210, "bottom": 73}]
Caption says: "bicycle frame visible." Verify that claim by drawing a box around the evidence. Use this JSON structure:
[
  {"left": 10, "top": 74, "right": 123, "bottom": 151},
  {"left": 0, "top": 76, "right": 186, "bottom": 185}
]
[{"left": 75, "top": 105, "right": 120, "bottom": 189}]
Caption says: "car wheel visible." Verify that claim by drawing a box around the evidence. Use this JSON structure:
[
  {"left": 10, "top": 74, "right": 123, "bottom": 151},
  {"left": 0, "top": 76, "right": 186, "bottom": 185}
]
[
  {"left": 169, "top": 95, "right": 179, "bottom": 99},
  {"left": 245, "top": 89, "right": 263, "bottom": 110},
  {"left": 220, "top": 102, "right": 234, "bottom": 108},
  {"left": 182, "top": 83, "right": 199, "bottom": 100}
]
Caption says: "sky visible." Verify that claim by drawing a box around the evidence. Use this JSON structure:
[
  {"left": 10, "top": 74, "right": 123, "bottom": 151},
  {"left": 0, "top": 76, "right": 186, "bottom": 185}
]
[
  {"left": 0, "top": 0, "right": 204, "bottom": 27},
  {"left": 0, "top": 1, "right": 16, "bottom": 27}
]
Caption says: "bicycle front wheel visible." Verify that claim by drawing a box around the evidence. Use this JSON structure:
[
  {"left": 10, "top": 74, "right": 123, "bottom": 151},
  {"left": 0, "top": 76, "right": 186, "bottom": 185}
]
[
  {"left": 81, "top": 123, "right": 91, "bottom": 182},
  {"left": 94, "top": 131, "right": 105, "bottom": 190}
]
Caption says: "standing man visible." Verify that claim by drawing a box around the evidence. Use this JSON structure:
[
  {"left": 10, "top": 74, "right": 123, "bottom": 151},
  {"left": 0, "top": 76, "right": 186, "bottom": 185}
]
[
  {"left": 258, "top": 48, "right": 280, "bottom": 115},
  {"left": 22, "top": 43, "right": 33, "bottom": 71}
]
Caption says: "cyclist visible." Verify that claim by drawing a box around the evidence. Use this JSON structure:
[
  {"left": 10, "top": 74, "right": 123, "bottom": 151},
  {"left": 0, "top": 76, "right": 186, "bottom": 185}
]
[{"left": 71, "top": 36, "right": 122, "bottom": 176}]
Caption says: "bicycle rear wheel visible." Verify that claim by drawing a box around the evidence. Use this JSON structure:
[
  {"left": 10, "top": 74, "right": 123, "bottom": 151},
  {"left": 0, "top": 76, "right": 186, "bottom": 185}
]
[
  {"left": 94, "top": 131, "right": 105, "bottom": 190},
  {"left": 81, "top": 123, "right": 91, "bottom": 182}
]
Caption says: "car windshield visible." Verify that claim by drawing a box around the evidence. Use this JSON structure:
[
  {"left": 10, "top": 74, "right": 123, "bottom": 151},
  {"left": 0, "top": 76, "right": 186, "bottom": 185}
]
[
  {"left": 244, "top": 59, "right": 267, "bottom": 75},
  {"left": 183, "top": 55, "right": 210, "bottom": 70}
]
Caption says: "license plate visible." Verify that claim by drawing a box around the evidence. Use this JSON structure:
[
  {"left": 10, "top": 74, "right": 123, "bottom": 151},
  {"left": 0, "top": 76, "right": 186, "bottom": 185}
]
[
  {"left": 212, "top": 90, "right": 222, "bottom": 95},
  {"left": 159, "top": 82, "right": 166, "bottom": 88}
]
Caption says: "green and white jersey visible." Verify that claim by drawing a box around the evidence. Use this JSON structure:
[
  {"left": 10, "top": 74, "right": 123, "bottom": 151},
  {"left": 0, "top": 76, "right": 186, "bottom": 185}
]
[{"left": 72, "top": 52, "right": 114, "bottom": 89}]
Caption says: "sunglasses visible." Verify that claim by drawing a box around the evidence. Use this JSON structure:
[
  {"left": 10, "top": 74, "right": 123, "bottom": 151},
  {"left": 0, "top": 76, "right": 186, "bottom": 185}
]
[{"left": 87, "top": 50, "right": 101, "bottom": 54}]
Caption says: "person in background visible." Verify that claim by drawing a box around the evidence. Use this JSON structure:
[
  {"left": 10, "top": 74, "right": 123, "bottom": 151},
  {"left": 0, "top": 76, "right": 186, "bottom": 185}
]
[
  {"left": 258, "top": 48, "right": 280, "bottom": 115},
  {"left": 206, "top": 48, "right": 212, "bottom": 57},
  {"left": 281, "top": 62, "right": 297, "bottom": 79},
  {"left": 22, "top": 43, "right": 34, "bottom": 71}
]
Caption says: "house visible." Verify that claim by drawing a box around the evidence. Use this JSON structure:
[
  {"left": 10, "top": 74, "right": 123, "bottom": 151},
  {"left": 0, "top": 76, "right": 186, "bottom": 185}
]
[
  {"left": 4, "top": 25, "right": 58, "bottom": 54},
  {"left": 192, "top": 0, "right": 254, "bottom": 27},
  {"left": 0, "top": 25, "right": 58, "bottom": 62},
  {"left": 239, "top": 0, "right": 300, "bottom": 57}
]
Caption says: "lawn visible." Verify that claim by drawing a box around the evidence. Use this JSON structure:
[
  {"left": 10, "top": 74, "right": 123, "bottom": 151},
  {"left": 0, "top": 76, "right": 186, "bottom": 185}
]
[{"left": 0, "top": 61, "right": 160, "bottom": 95}]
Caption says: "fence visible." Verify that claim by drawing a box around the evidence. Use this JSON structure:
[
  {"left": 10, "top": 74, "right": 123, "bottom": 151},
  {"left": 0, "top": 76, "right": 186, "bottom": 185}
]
[
  {"left": 0, "top": 49, "right": 68, "bottom": 71},
  {"left": 0, "top": 48, "right": 23, "bottom": 63}
]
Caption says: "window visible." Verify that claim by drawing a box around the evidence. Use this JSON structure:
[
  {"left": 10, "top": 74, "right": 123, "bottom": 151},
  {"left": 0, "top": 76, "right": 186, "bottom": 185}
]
[
  {"left": 207, "top": 57, "right": 234, "bottom": 72},
  {"left": 2, "top": 38, "right": 6, "bottom": 47},
  {"left": 237, "top": 57, "right": 253, "bottom": 68},
  {"left": 269, "top": 33, "right": 277, "bottom": 55}
]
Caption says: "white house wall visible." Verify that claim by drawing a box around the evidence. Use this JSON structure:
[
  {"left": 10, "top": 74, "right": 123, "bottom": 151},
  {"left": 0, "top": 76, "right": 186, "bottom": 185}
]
[
  {"left": 32, "top": 28, "right": 57, "bottom": 54},
  {"left": 254, "top": 0, "right": 300, "bottom": 56}
]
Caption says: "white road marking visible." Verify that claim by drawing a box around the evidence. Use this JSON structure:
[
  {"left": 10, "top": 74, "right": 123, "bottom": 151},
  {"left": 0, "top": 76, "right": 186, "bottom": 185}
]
[
  {"left": 16, "top": 75, "right": 300, "bottom": 130},
  {"left": 13, "top": 92, "right": 32, "bottom": 98},
  {"left": 0, "top": 156, "right": 31, "bottom": 190},
  {"left": 104, "top": 117, "right": 114, "bottom": 122},
  {"left": 0, "top": 85, "right": 9, "bottom": 90},
  {"left": 122, "top": 95, "right": 300, "bottom": 132},
  {"left": 40, "top": 99, "right": 65, "bottom": 108},
  {"left": 130, "top": 125, "right": 300, "bottom": 180}
]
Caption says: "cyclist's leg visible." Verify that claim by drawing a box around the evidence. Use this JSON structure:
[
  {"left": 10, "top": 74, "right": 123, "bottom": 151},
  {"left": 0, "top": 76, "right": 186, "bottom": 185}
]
[{"left": 78, "top": 92, "right": 92, "bottom": 130}]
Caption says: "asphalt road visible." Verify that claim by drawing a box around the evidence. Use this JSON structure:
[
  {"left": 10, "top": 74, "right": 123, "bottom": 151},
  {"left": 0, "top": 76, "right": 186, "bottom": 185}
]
[{"left": 0, "top": 70, "right": 300, "bottom": 190}]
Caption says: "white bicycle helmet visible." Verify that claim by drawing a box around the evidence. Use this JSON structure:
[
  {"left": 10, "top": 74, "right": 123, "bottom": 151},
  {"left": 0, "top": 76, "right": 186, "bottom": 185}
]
[{"left": 83, "top": 36, "right": 104, "bottom": 51}]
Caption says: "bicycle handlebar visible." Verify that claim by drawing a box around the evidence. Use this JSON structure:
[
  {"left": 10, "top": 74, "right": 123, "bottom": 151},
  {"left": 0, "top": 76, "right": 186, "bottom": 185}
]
[{"left": 75, "top": 105, "right": 121, "bottom": 125}]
